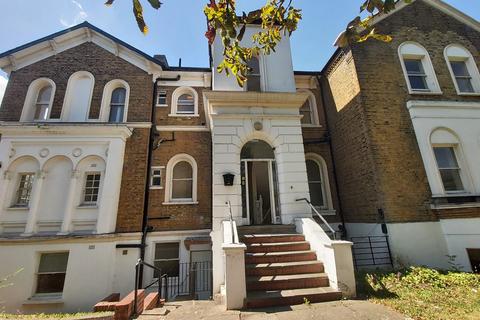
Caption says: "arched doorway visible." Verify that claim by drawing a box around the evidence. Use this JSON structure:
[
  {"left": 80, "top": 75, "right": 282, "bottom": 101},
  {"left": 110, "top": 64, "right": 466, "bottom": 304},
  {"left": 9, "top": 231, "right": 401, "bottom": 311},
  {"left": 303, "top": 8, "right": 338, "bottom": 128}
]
[{"left": 240, "top": 140, "right": 280, "bottom": 225}]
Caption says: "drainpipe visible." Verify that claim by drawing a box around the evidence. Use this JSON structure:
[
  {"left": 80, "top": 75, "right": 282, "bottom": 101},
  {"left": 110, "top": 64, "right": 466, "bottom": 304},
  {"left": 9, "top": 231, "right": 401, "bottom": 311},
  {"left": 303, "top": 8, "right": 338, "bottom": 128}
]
[
  {"left": 138, "top": 74, "right": 181, "bottom": 288},
  {"left": 317, "top": 74, "right": 348, "bottom": 239}
]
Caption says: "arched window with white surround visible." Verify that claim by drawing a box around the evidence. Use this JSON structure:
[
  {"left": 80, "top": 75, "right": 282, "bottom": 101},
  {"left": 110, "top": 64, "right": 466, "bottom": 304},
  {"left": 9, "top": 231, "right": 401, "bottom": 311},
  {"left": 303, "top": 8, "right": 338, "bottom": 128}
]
[
  {"left": 430, "top": 128, "right": 470, "bottom": 194},
  {"left": 61, "top": 71, "right": 95, "bottom": 122},
  {"left": 100, "top": 79, "right": 130, "bottom": 122},
  {"left": 444, "top": 44, "right": 480, "bottom": 95},
  {"left": 164, "top": 154, "right": 198, "bottom": 204},
  {"left": 20, "top": 78, "right": 56, "bottom": 122},
  {"left": 247, "top": 56, "right": 261, "bottom": 92},
  {"left": 298, "top": 90, "right": 319, "bottom": 126},
  {"left": 305, "top": 153, "right": 334, "bottom": 214},
  {"left": 171, "top": 87, "right": 198, "bottom": 116},
  {"left": 398, "top": 42, "right": 441, "bottom": 94}
]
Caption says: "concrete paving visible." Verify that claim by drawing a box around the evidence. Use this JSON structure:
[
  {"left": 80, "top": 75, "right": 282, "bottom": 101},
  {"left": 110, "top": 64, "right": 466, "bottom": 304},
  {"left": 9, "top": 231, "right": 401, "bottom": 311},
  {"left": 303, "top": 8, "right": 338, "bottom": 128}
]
[{"left": 142, "top": 300, "right": 409, "bottom": 320}]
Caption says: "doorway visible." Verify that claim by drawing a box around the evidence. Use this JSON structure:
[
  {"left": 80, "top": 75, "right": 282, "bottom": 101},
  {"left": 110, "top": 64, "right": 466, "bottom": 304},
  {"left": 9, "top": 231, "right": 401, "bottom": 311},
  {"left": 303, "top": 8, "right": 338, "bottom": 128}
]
[{"left": 240, "top": 140, "right": 279, "bottom": 225}]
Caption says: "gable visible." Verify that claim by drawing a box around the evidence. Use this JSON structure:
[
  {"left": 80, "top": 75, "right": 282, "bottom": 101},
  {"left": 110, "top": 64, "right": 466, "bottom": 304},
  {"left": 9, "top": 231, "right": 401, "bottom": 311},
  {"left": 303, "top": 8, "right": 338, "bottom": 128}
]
[
  {"left": 334, "top": 0, "right": 480, "bottom": 46},
  {"left": 0, "top": 22, "right": 163, "bottom": 75}
]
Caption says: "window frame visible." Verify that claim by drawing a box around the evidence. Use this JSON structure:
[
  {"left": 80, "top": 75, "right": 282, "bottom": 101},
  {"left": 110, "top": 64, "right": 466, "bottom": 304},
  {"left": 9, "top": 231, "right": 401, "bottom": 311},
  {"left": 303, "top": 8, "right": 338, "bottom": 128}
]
[
  {"left": 246, "top": 56, "right": 262, "bottom": 92},
  {"left": 80, "top": 172, "right": 102, "bottom": 206},
  {"left": 20, "top": 78, "right": 56, "bottom": 122},
  {"left": 398, "top": 42, "right": 442, "bottom": 95},
  {"left": 35, "top": 251, "right": 69, "bottom": 297},
  {"left": 12, "top": 172, "right": 36, "bottom": 208},
  {"left": 444, "top": 44, "right": 480, "bottom": 96},
  {"left": 156, "top": 89, "right": 168, "bottom": 107},
  {"left": 304, "top": 153, "right": 335, "bottom": 215},
  {"left": 153, "top": 242, "right": 180, "bottom": 278},
  {"left": 99, "top": 79, "right": 130, "bottom": 123},
  {"left": 164, "top": 154, "right": 198, "bottom": 205},
  {"left": 432, "top": 145, "right": 466, "bottom": 194},
  {"left": 150, "top": 166, "right": 165, "bottom": 189},
  {"left": 170, "top": 87, "right": 199, "bottom": 117},
  {"left": 108, "top": 87, "right": 127, "bottom": 123},
  {"left": 298, "top": 89, "right": 320, "bottom": 126}
]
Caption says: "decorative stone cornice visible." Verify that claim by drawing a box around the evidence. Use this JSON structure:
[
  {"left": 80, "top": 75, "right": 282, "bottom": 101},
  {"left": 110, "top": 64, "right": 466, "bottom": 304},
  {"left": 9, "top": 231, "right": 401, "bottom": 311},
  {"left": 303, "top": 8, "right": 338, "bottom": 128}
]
[{"left": 203, "top": 90, "right": 309, "bottom": 109}]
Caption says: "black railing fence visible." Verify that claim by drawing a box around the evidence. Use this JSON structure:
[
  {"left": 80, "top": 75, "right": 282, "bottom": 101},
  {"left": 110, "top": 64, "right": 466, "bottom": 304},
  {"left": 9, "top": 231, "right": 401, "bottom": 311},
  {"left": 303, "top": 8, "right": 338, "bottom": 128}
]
[{"left": 350, "top": 236, "right": 393, "bottom": 269}]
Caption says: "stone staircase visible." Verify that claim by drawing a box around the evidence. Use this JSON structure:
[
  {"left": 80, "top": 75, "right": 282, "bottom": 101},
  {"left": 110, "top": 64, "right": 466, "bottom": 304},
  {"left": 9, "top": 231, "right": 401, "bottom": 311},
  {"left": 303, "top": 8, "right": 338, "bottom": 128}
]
[{"left": 238, "top": 225, "right": 342, "bottom": 308}]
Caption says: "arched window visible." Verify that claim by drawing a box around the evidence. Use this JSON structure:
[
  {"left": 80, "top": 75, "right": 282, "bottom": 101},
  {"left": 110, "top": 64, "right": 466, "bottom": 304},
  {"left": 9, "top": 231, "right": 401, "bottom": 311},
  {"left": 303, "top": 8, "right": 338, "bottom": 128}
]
[
  {"left": 109, "top": 87, "right": 126, "bottom": 122},
  {"left": 165, "top": 154, "right": 198, "bottom": 203},
  {"left": 444, "top": 45, "right": 480, "bottom": 94},
  {"left": 171, "top": 87, "right": 198, "bottom": 116},
  {"left": 430, "top": 128, "right": 469, "bottom": 194},
  {"left": 398, "top": 42, "right": 441, "bottom": 94},
  {"left": 298, "top": 90, "right": 319, "bottom": 125},
  {"left": 34, "top": 85, "right": 53, "bottom": 121},
  {"left": 21, "top": 78, "right": 56, "bottom": 122},
  {"left": 247, "top": 56, "right": 261, "bottom": 91},
  {"left": 61, "top": 71, "right": 95, "bottom": 122},
  {"left": 305, "top": 154, "right": 334, "bottom": 213}
]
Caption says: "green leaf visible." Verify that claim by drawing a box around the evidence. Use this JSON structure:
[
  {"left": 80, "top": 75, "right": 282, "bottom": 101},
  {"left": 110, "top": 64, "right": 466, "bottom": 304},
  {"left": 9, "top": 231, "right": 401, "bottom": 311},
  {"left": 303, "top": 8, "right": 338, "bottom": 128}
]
[
  {"left": 132, "top": 0, "right": 148, "bottom": 34},
  {"left": 104, "top": 0, "right": 115, "bottom": 5},
  {"left": 147, "top": 0, "right": 162, "bottom": 10}
]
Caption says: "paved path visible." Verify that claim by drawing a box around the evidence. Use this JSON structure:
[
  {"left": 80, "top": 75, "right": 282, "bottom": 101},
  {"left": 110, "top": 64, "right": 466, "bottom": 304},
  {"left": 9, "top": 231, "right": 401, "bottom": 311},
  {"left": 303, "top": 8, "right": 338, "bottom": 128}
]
[{"left": 140, "top": 300, "right": 409, "bottom": 320}]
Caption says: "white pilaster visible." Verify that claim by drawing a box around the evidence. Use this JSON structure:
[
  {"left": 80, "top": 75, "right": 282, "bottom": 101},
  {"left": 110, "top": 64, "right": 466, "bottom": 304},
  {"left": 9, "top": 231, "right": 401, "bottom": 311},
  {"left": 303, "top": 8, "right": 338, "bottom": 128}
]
[
  {"left": 59, "top": 170, "right": 80, "bottom": 234},
  {"left": 96, "top": 139, "right": 126, "bottom": 234}
]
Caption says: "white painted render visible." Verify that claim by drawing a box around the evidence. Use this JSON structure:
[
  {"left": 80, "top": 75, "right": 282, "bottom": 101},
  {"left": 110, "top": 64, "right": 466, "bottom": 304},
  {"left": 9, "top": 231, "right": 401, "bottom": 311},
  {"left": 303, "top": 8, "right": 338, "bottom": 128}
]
[{"left": 211, "top": 25, "right": 296, "bottom": 93}]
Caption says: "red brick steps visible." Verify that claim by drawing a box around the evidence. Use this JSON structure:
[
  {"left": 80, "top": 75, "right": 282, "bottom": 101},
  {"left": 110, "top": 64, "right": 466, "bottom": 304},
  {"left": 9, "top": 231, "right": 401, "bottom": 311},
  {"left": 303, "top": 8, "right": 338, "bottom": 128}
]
[{"left": 238, "top": 225, "right": 342, "bottom": 309}]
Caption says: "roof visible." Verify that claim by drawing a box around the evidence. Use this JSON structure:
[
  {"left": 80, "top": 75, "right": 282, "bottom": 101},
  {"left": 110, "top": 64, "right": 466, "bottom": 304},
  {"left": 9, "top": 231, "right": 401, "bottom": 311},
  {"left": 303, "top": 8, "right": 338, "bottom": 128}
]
[
  {"left": 333, "top": 0, "right": 480, "bottom": 47},
  {"left": 0, "top": 21, "right": 210, "bottom": 75}
]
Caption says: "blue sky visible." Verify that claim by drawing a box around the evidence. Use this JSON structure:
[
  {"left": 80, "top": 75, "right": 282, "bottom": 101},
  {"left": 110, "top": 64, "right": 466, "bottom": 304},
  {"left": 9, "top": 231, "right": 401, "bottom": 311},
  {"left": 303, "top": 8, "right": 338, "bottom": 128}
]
[{"left": 0, "top": 0, "right": 479, "bottom": 104}]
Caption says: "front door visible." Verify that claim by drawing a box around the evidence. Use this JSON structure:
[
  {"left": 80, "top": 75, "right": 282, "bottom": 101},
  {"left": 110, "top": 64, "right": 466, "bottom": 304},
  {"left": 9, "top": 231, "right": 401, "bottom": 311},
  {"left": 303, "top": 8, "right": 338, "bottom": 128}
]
[{"left": 241, "top": 159, "right": 277, "bottom": 225}]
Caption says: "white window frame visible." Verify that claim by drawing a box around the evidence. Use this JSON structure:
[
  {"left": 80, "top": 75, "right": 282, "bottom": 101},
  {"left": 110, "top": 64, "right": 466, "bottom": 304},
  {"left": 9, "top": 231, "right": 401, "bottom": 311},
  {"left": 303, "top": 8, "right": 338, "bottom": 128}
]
[
  {"left": 20, "top": 78, "right": 56, "bottom": 122},
  {"left": 99, "top": 79, "right": 130, "bottom": 122},
  {"left": 34, "top": 251, "right": 69, "bottom": 297},
  {"left": 305, "top": 153, "right": 335, "bottom": 215},
  {"left": 431, "top": 144, "right": 468, "bottom": 195},
  {"left": 298, "top": 89, "right": 320, "bottom": 126},
  {"left": 80, "top": 172, "right": 102, "bottom": 207},
  {"left": 164, "top": 154, "right": 198, "bottom": 205},
  {"left": 169, "top": 86, "right": 199, "bottom": 117},
  {"left": 398, "top": 42, "right": 442, "bottom": 95},
  {"left": 150, "top": 166, "right": 165, "bottom": 189},
  {"left": 444, "top": 44, "right": 480, "bottom": 96},
  {"left": 156, "top": 89, "right": 168, "bottom": 107}
]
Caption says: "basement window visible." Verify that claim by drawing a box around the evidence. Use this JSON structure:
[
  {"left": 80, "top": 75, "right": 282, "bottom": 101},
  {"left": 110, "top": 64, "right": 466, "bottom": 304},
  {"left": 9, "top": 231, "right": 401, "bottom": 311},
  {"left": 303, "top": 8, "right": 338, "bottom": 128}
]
[
  {"left": 467, "top": 249, "right": 480, "bottom": 274},
  {"left": 154, "top": 243, "right": 179, "bottom": 278},
  {"left": 36, "top": 252, "right": 69, "bottom": 295}
]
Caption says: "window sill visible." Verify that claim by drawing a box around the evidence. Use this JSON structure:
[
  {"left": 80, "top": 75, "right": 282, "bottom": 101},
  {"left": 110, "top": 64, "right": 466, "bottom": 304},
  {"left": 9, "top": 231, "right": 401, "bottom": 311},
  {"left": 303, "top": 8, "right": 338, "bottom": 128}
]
[
  {"left": 456, "top": 92, "right": 480, "bottom": 96},
  {"left": 24, "top": 295, "right": 64, "bottom": 305},
  {"left": 301, "top": 124, "right": 323, "bottom": 128},
  {"left": 7, "top": 206, "right": 30, "bottom": 211},
  {"left": 431, "top": 202, "right": 480, "bottom": 210},
  {"left": 162, "top": 201, "right": 199, "bottom": 206},
  {"left": 156, "top": 104, "right": 169, "bottom": 107},
  {"left": 168, "top": 114, "right": 199, "bottom": 118},
  {"left": 316, "top": 209, "right": 337, "bottom": 216},
  {"left": 150, "top": 186, "right": 164, "bottom": 190},
  {"left": 408, "top": 90, "right": 443, "bottom": 95},
  {"left": 77, "top": 205, "right": 99, "bottom": 209}
]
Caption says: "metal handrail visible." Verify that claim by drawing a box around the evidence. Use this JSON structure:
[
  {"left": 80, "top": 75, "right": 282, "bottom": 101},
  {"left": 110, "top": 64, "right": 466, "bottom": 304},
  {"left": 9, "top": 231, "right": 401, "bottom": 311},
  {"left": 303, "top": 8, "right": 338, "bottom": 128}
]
[
  {"left": 134, "top": 259, "right": 164, "bottom": 317},
  {"left": 225, "top": 201, "right": 237, "bottom": 244},
  {"left": 296, "top": 198, "right": 336, "bottom": 240}
]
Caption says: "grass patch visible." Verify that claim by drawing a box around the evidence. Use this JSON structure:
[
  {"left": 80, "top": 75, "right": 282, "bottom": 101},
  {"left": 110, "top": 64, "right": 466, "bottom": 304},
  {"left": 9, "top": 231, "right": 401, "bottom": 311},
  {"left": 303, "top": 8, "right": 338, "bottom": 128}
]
[
  {"left": 357, "top": 266, "right": 480, "bottom": 320},
  {"left": 0, "top": 311, "right": 112, "bottom": 319}
]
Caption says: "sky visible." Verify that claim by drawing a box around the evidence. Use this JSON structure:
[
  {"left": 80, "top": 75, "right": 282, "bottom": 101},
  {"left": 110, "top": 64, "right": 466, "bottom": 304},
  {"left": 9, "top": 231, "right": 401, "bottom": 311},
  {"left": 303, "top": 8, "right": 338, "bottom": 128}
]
[{"left": 0, "top": 0, "right": 480, "bottom": 104}]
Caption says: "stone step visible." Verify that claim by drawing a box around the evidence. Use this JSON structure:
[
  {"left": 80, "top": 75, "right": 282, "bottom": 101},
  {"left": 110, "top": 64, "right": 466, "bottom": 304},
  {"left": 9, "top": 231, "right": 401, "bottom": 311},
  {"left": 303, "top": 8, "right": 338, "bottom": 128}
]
[
  {"left": 245, "top": 287, "right": 342, "bottom": 308},
  {"left": 246, "top": 261, "right": 324, "bottom": 276},
  {"left": 246, "top": 273, "right": 329, "bottom": 291},
  {"left": 246, "top": 241, "right": 310, "bottom": 253},
  {"left": 237, "top": 225, "right": 297, "bottom": 236},
  {"left": 245, "top": 250, "right": 317, "bottom": 264},
  {"left": 241, "top": 234, "right": 305, "bottom": 244}
]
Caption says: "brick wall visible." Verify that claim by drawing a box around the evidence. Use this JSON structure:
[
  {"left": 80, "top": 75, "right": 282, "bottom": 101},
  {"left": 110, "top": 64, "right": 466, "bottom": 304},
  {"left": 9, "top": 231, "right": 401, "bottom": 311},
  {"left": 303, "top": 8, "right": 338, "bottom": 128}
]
[
  {"left": 324, "top": 0, "right": 480, "bottom": 223},
  {"left": 0, "top": 42, "right": 153, "bottom": 122}
]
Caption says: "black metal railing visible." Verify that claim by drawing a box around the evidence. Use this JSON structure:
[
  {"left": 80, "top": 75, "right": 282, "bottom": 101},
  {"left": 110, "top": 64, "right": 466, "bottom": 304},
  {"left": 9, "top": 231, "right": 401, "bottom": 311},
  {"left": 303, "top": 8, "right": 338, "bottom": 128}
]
[
  {"left": 350, "top": 236, "right": 393, "bottom": 269},
  {"left": 134, "top": 259, "right": 163, "bottom": 317}
]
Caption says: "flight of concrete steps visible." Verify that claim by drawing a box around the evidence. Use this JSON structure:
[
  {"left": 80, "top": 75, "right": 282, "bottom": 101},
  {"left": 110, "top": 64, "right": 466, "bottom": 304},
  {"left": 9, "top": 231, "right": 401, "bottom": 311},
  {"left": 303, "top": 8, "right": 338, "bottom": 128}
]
[{"left": 238, "top": 224, "right": 342, "bottom": 308}]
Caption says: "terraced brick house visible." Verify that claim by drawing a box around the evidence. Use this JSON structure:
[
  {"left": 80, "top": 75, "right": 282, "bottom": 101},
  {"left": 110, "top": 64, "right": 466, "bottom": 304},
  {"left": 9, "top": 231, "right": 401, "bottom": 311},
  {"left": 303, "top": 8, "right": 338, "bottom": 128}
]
[{"left": 0, "top": 0, "right": 478, "bottom": 314}]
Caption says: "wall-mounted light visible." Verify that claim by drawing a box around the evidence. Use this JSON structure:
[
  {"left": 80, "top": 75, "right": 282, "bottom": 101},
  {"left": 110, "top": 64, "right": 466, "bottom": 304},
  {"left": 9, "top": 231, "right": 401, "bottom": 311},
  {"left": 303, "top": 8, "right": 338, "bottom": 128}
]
[{"left": 223, "top": 173, "right": 235, "bottom": 186}]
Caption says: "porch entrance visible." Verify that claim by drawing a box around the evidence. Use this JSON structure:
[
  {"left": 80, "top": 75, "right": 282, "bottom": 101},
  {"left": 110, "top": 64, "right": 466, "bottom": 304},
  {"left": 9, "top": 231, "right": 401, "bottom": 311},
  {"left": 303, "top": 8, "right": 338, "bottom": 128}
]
[{"left": 240, "top": 140, "right": 280, "bottom": 225}]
